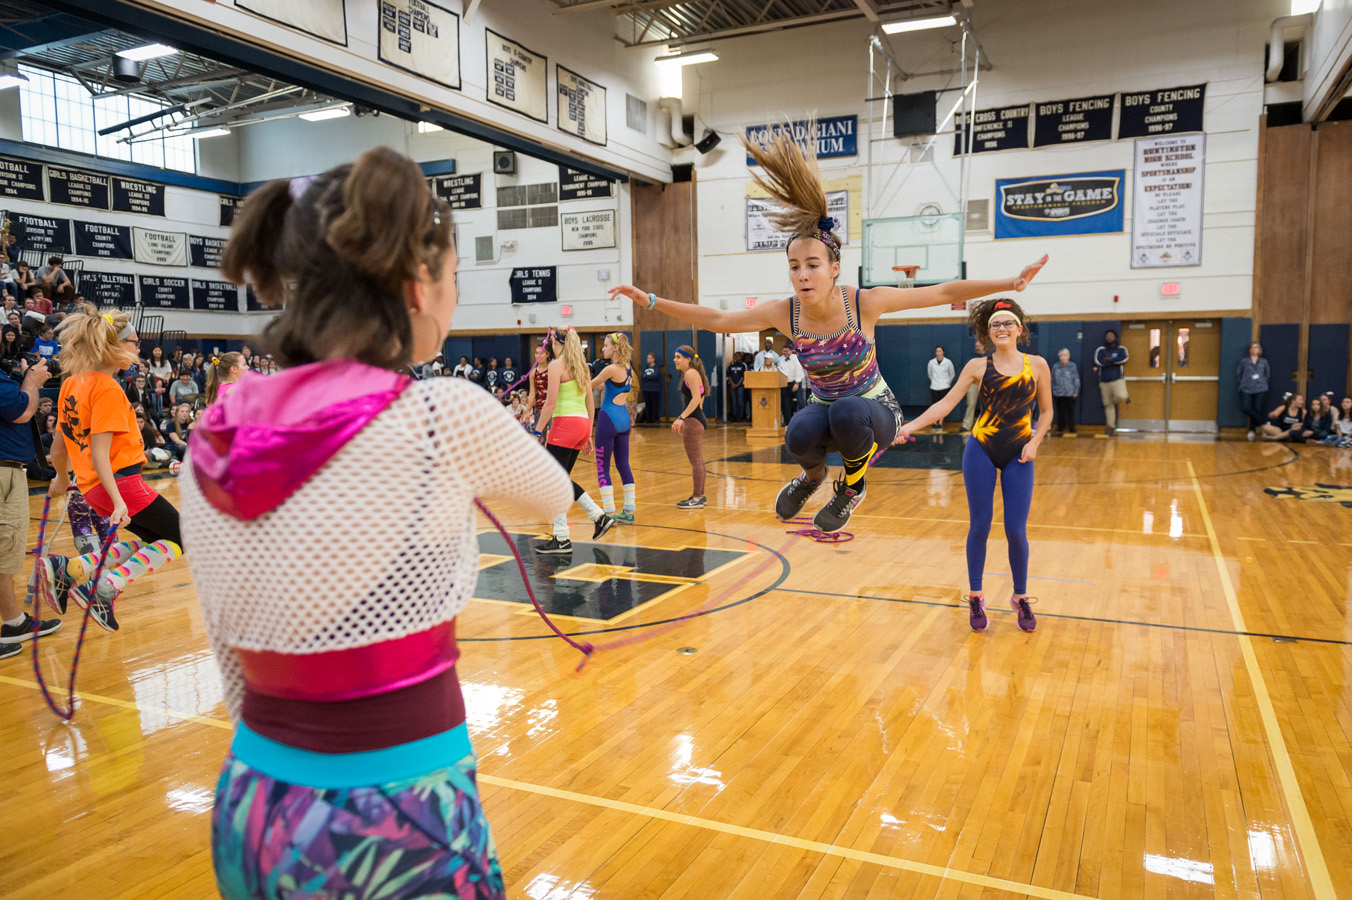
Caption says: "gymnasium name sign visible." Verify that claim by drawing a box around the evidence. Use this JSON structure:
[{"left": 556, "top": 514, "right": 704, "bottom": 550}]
[
  {"left": 745, "top": 116, "right": 857, "bottom": 164},
  {"left": 994, "top": 170, "right": 1125, "bottom": 239}
]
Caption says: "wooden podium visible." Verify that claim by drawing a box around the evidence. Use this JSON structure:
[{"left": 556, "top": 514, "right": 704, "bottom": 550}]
[{"left": 746, "top": 370, "right": 787, "bottom": 439}]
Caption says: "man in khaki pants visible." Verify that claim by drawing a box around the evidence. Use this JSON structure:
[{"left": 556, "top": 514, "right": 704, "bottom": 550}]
[
  {"left": 0, "top": 358, "right": 59, "bottom": 659},
  {"left": 1093, "top": 329, "right": 1130, "bottom": 435}
]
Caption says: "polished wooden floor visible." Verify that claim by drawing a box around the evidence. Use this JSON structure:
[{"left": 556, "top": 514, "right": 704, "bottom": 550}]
[{"left": 1, "top": 425, "right": 1350, "bottom": 899}]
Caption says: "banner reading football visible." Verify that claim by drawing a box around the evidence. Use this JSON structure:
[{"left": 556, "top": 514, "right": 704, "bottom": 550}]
[{"left": 994, "top": 169, "right": 1125, "bottom": 239}]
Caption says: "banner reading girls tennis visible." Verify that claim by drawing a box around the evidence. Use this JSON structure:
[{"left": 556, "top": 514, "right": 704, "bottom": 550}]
[{"left": 993, "top": 169, "right": 1125, "bottom": 239}]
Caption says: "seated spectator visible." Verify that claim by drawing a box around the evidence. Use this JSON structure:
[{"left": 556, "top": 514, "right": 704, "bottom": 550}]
[
  {"left": 1260, "top": 394, "right": 1306, "bottom": 441},
  {"left": 5, "top": 312, "right": 18, "bottom": 332},
  {"left": 31, "top": 325, "right": 59, "bottom": 364},
  {"left": 452, "top": 355, "right": 471, "bottom": 378},
  {"left": 147, "top": 345, "right": 173, "bottom": 382},
  {"left": 161, "top": 402, "right": 194, "bottom": 460},
  {"left": 136, "top": 408, "right": 171, "bottom": 467},
  {"left": 125, "top": 372, "right": 161, "bottom": 418},
  {"left": 420, "top": 352, "right": 444, "bottom": 380},
  {"left": 1327, "top": 396, "right": 1352, "bottom": 447},
  {"left": 28, "top": 288, "right": 52, "bottom": 317},
  {"left": 9, "top": 261, "right": 34, "bottom": 299},
  {"left": 0, "top": 326, "right": 21, "bottom": 376},
  {"left": 34, "top": 256, "right": 74, "bottom": 306},
  {"left": 190, "top": 353, "right": 207, "bottom": 391},
  {"left": 1299, "top": 395, "right": 1333, "bottom": 443},
  {"left": 170, "top": 347, "right": 185, "bottom": 370},
  {"left": 38, "top": 410, "right": 58, "bottom": 461},
  {"left": 169, "top": 368, "right": 199, "bottom": 407}
]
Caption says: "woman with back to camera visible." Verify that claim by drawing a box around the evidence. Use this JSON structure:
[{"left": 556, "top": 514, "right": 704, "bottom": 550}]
[
  {"left": 896, "top": 297, "right": 1052, "bottom": 634},
  {"left": 180, "top": 147, "right": 574, "bottom": 900},
  {"left": 589, "top": 332, "right": 637, "bottom": 523},
  {"left": 610, "top": 122, "right": 1046, "bottom": 532}
]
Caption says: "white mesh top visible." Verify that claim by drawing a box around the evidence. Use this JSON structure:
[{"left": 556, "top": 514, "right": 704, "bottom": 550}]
[{"left": 180, "top": 376, "right": 574, "bottom": 723}]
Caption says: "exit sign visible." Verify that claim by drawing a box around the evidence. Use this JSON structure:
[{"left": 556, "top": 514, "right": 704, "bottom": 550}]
[
  {"left": 746, "top": 297, "right": 757, "bottom": 309},
  {"left": 1161, "top": 282, "right": 1180, "bottom": 296},
  {"left": 560, "top": 304, "right": 573, "bottom": 317}
]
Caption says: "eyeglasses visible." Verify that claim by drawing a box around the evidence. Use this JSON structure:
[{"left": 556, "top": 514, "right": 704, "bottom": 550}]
[
  {"left": 121, "top": 337, "right": 141, "bottom": 346},
  {"left": 988, "top": 321, "right": 1019, "bottom": 333}
]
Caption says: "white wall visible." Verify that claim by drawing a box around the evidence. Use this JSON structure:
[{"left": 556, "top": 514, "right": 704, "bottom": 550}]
[
  {"left": 1304, "top": 0, "right": 1352, "bottom": 118},
  {"left": 683, "top": 0, "right": 1288, "bottom": 322}
]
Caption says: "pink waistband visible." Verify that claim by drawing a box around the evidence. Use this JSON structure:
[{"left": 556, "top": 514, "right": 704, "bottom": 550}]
[{"left": 234, "top": 620, "right": 458, "bottom": 702}]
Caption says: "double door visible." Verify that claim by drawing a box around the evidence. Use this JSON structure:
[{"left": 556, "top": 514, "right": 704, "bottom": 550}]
[{"left": 1118, "top": 319, "right": 1220, "bottom": 433}]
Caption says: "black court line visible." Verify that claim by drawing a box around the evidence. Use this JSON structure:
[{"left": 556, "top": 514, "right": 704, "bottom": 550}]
[
  {"left": 778, "top": 585, "right": 1352, "bottom": 647},
  {"left": 460, "top": 522, "right": 791, "bottom": 643}
]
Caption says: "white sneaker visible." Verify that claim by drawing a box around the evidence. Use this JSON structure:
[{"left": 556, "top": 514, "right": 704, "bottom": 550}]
[{"left": 1247, "top": 430, "right": 1256, "bottom": 442}]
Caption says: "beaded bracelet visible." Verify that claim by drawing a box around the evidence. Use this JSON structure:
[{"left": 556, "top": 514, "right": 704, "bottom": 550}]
[{"left": 646, "top": 292, "right": 658, "bottom": 310}]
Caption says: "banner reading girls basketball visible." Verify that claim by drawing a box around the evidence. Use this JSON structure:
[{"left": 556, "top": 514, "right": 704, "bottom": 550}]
[{"left": 993, "top": 169, "right": 1125, "bottom": 239}]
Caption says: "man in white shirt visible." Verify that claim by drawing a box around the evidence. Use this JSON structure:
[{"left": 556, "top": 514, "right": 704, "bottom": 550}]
[
  {"left": 753, "top": 337, "right": 781, "bottom": 373},
  {"left": 777, "top": 346, "right": 805, "bottom": 424},
  {"left": 926, "top": 346, "right": 956, "bottom": 431}
]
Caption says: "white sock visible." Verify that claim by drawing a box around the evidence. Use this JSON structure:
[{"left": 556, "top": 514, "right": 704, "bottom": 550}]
[
  {"left": 4, "top": 614, "right": 25, "bottom": 627},
  {"left": 577, "top": 494, "right": 603, "bottom": 521},
  {"left": 552, "top": 514, "right": 569, "bottom": 542}
]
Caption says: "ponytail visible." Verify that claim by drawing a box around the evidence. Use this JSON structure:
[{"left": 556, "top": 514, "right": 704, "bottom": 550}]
[
  {"left": 676, "top": 344, "right": 709, "bottom": 397},
  {"left": 205, "top": 351, "right": 242, "bottom": 405},
  {"left": 558, "top": 328, "right": 589, "bottom": 388}
]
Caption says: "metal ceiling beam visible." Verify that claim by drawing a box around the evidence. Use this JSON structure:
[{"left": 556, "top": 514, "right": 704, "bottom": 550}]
[
  {"left": 90, "top": 66, "right": 248, "bottom": 98},
  {"left": 629, "top": 6, "right": 862, "bottom": 46},
  {"left": 852, "top": 0, "right": 880, "bottom": 22}
]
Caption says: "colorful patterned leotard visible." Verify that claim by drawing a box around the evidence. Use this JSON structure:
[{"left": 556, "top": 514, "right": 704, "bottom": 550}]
[
  {"left": 971, "top": 354, "right": 1037, "bottom": 469},
  {"left": 790, "top": 286, "right": 904, "bottom": 430}
]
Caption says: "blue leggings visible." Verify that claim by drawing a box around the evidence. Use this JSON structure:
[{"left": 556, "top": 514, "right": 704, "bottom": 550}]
[
  {"left": 595, "top": 414, "right": 633, "bottom": 489},
  {"left": 962, "top": 438, "right": 1034, "bottom": 595}
]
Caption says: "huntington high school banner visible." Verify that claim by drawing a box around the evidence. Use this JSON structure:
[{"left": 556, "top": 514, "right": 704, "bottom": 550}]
[{"left": 993, "top": 169, "right": 1125, "bottom": 239}]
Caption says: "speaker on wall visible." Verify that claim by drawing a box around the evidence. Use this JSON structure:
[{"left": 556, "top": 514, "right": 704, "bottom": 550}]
[
  {"left": 892, "top": 90, "right": 937, "bottom": 138},
  {"left": 493, "top": 150, "right": 517, "bottom": 175},
  {"left": 694, "top": 129, "right": 722, "bottom": 154}
]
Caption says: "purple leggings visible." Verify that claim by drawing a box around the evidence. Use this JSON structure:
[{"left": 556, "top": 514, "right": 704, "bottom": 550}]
[{"left": 595, "top": 414, "right": 633, "bottom": 489}]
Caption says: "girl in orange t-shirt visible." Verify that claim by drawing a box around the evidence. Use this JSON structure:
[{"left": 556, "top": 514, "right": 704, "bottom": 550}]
[{"left": 45, "top": 305, "right": 182, "bottom": 631}]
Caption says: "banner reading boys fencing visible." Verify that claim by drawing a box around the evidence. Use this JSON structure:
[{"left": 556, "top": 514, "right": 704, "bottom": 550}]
[{"left": 993, "top": 169, "right": 1124, "bottom": 239}]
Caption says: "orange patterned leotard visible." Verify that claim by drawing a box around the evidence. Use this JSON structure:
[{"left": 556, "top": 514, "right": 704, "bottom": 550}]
[{"left": 971, "top": 354, "right": 1037, "bottom": 469}]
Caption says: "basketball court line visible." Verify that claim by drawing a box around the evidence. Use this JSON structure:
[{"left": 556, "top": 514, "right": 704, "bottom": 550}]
[
  {"left": 0, "top": 673, "right": 1099, "bottom": 900},
  {"left": 1185, "top": 460, "right": 1335, "bottom": 899}
]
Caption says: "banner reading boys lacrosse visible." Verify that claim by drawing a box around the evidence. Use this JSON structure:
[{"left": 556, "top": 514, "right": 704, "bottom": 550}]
[{"left": 993, "top": 169, "right": 1124, "bottom": 239}]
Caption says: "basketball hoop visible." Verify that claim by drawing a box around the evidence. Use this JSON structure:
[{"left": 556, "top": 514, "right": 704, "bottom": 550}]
[{"left": 893, "top": 265, "right": 920, "bottom": 289}]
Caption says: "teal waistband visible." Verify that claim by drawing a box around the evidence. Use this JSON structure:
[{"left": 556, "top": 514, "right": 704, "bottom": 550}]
[{"left": 231, "top": 722, "right": 473, "bottom": 789}]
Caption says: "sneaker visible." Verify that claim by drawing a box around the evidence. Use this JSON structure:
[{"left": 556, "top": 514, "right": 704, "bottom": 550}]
[
  {"left": 1011, "top": 596, "right": 1037, "bottom": 632},
  {"left": 0, "top": 612, "right": 62, "bottom": 643},
  {"left": 1247, "top": 430, "right": 1256, "bottom": 442},
  {"left": 965, "top": 594, "right": 988, "bottom": 632},
  {"left": 613, "top": 510, "right": 635, "bottom": 524},
  {"left": 1054, "top": 430, "right": 1064, "bottom": 437},
  {"left": 775, "top": 472, "right": 823, "bottom": 520},
  {"left": 0, "top": 641, "right": 20, "bottom": 660},
  {"left": 813, "top": 479, "right": 866, "bottom": 534},
  {"left": 71, "top": 582, "right": 119, "bottom": 633},
  {"left": 41, "top": 554, "right": 73, "bottom": 614},
  {"left": 534, "top": 537, "right": 573, "bottom": 555},
  {"left": 1105, "top": 426, "right": 1116, "bottom": 437},
  {"left": 675, "top": 496, "right": 707, "bottom": 509},
  {"left": 592, "top": 513, "right": 615, "bottom": 539}
]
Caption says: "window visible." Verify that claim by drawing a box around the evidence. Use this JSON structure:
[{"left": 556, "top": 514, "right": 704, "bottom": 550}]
[{"left": 18, "top": 64, "right": 197, "bottom": 173}]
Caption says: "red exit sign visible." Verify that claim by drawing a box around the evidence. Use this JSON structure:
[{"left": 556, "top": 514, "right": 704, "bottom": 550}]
[
  {"left": 1161, "top": 282, "right": 1180, "bottom": 296},
  {"left": 560, "top": 304, "right": 573, "bottom": 317},
  {"left": 746, "top": 297, "right": 758, "bottom": 308}
]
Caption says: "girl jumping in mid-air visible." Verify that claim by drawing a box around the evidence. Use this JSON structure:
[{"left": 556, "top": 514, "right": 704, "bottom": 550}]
[
  {"left": 897, "top": 297, "right": 1052, "bottom": 633},
  {"left": 610, "top": 122, "right": 1047, "bottom": 532},
  {"left": 589, "top": 332, "right": 637, "bottom": 523}
]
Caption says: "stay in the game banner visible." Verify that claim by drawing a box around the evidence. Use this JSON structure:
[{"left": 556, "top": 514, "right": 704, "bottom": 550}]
[{"left": 994, "top": 169, "right": 1125, "bottom": 239}]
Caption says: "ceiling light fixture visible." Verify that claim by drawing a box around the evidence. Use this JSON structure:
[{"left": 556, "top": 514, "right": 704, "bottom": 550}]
[
  {"left": 192, "top": 128, "right": 231, "bottom": 139},
  {"left": 418, "top": 121, "right": 444, "bottom": 133},
  {"left": 0, "top": 73, "right": 28, "bottom": 90},
  {"left": 881, "top": 14, "right": 958, "bottom": 34},
  {"left": 655, "top": 49, "right": 718, "bottom": 67},
  {"left": 299, "top": 106, "right": 351, "bottom": 122},
  {"left": 116, "top": 43, "right": 178, "bottom": 61}
]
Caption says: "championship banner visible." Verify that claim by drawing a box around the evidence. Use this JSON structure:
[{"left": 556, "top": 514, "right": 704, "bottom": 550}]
[
  {"left": 1118, "top": 84, "right": 1205, "bottom": 138},
  {"left": 559, "top": 166, "right": 612, "bottom": 201},
  {"left": 47, "top": 166, "right": 110, "bottom": 209},
  {"left": 235, "top": 0, "right": 347, "bottom": 45},
  {"left": 746, "top": 190, "right": 848, "bottom": 252},
  {"left": 955, "top": 104, "right": 1031, "bottom": 154},
  {"left": 1131, "top": 134, "right": 1204, "bottom": 268},
  {"left": 191, "top": 279, "right": 241, "bottom": 312},
  {"left": 133, "top": 227, "right": 189, "bottom": 266},
  {"left": 245, "top": 287, "right": 269, "bottom": 312},
  {"left": 219, "top": 195, "right": 243, "bottom": 227},
  {"left": 13, "top": 213, "right": 72, "bottom": 253},
  {"left": 557, "top": 65, "right": 606, "bottom": 146},
  {"left": 432, "top": 174, "right": 482, "bottom": 209},
  {"left": 561, "top": 210, "right": 615, "bottom": 251},
  {"left": 378, "top": 0, "right": 460, "bottom": 90},
  {"left": 113, "top": 178, "right": 165, "bottom": 216},
  {"left": 78, "top": 271, "right": 136, "bottom": 308},
  {"left": 994, "top": 170, "right": 1124, "bottom": 239},
  {"left": 1033, "top": 95, "right": 1114, "bottom": 148},
  {"left": 486, "top": 30, "right": 547, "bottom": 123},
  {"left": 188, "top": 234, "right": 228, "bottom": 268},
  {"left": 509, "top": 266, "right": 557, "bottom": 303},
  {"left": 137, "top": 275, "right": 190, "bottom": 309},
  {"left": 0, "top": 158, "right": 45, "bottom": 201},
  {"left": 745, "top": 116, "right": 856, "bottom": 164},
  {"left": 74, "top": 221, "right": 133, "bottom": 259}
]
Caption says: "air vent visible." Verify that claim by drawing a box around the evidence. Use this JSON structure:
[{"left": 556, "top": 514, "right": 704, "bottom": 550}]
[
  {"left": 626, "top": 93, "right": 648, "bottom": 133},
  {"left": 966, "top": 198, "right": 990, "bottom": 232},
  {"left": 475, "top": 235, "right": 494, "bottom": 263}
]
